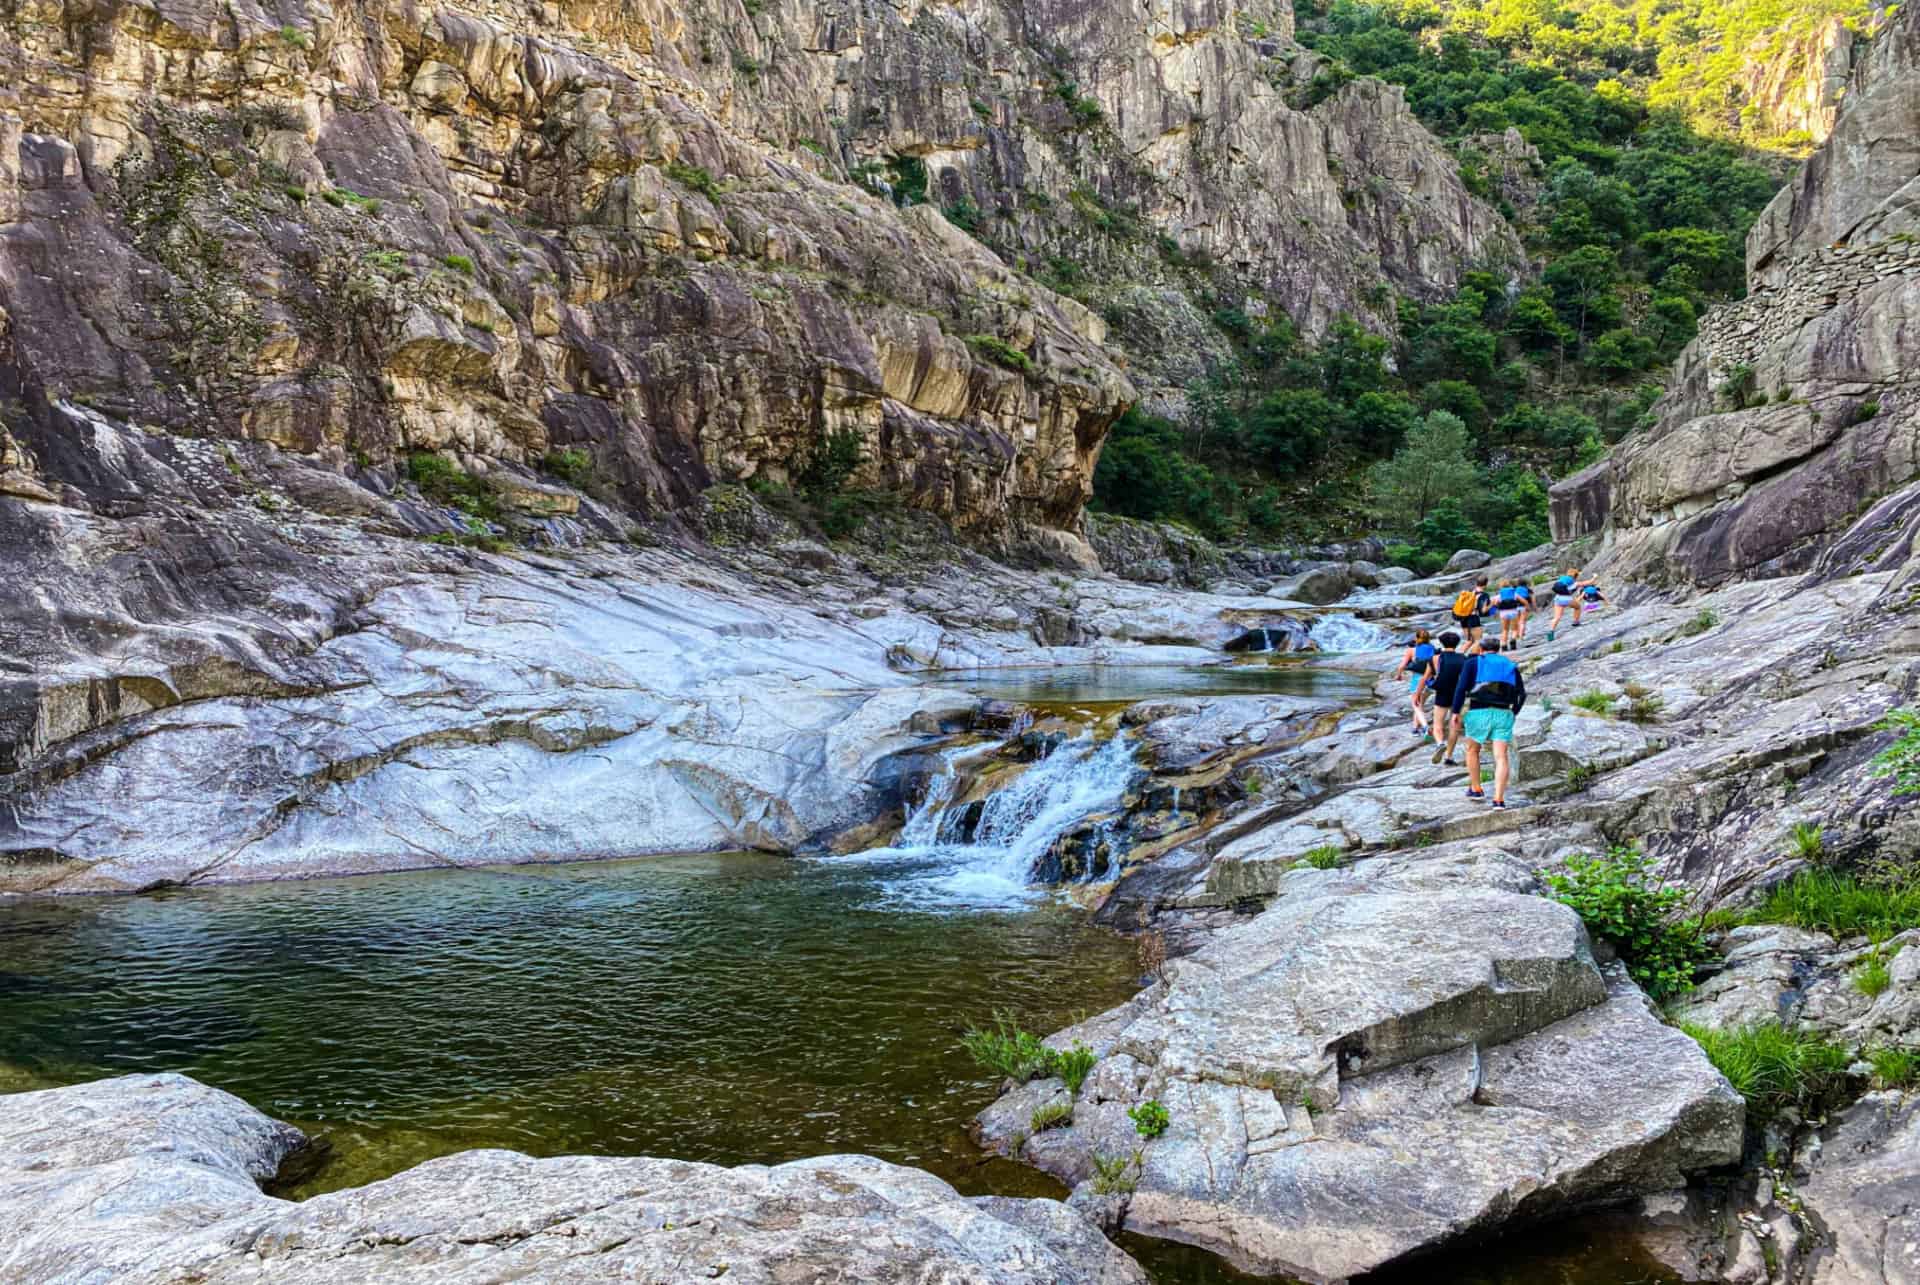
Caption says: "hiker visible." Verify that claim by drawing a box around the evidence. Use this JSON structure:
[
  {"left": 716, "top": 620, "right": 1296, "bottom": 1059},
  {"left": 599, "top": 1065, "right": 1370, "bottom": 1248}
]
[
  {"left": 1449, "top": 577, "right": 1488, "bottom": 645},
  {"left": 1393, "top": 628, "right": 1437, "bottom": 737},
  {"left": 1579, "top": 581, "right": 1606, "bottom": 618},
  {"left": 1546, "top": 567, "right": 1594, "bottom": 641},
  {"left": 1450, "top": 636, "right": 1526, "bottom": 809},
  {"left": 1426, "top": 630, "right": 1468, "bottom": 766},
  {"left": 1514, "top": 579, "right": 1535, "bottom": 645},
  {"left": 1494, "top": 580, "right": 1524, "bottom": 648}
]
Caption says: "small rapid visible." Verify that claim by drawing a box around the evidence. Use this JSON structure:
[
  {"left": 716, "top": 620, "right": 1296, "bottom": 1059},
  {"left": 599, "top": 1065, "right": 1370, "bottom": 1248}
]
[
  {"left": 1309, "top": 613, "right": 1394, "bottom": 652},
  {"left": 844, "top": 732, "right": 1142, "bottom": 908}
]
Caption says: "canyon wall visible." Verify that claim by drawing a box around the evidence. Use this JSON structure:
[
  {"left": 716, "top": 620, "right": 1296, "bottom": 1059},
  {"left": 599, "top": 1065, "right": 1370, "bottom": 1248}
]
[{"left": 1552, "top": 1, "right": 1920, "bottom": 586}]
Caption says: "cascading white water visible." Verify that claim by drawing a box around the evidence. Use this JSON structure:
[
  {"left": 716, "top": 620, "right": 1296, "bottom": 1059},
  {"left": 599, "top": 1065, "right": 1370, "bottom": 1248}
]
[
  {"left": 1310, "top": 613, "right": 1394, "bottom": 652},
  {"left": 845, "top": 732, "right": 1141, "bottom": 908}
]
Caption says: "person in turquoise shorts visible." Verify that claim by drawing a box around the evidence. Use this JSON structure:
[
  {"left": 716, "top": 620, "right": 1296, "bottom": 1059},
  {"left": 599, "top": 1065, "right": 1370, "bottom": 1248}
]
[{"left": 1448, "top": 637, "right": 1527, "bottom": 809}]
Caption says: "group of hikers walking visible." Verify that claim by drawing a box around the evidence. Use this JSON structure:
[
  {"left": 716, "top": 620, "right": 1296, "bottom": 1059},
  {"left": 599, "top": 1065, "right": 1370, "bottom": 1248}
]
[{"left": 1391, "top": 567, "right": 1605, "bottom": 809}]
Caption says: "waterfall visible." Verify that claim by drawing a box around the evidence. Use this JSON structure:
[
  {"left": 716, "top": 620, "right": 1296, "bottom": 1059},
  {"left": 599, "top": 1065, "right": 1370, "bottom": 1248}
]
[
  {"left": 1310, "top": 613, "right": 1394, "bottom": 652},
  {"left": 847, "top": 732, "right": 1141, "bottom": 908}
]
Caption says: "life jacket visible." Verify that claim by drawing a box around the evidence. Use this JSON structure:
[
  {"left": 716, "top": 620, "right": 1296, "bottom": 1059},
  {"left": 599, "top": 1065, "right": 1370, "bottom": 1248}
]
[
  {"left": 1581, "top": 585, "right": 1601, "bottom": 601},
  {"left": 1553, "top": 575, "right": 1576, "bottom": 595},
  {"left": 1413, "top": 642, "right": 1436, "bottom": 666},
  {"left": 1498, "top": 586, "right": 1519, "bottom": 606},
  {"left": 1469, "top": 653, "right": 1521, "bottom": 709},
  {"left": 1451, "top": 589, "right": 1479, "bottom": 616}
]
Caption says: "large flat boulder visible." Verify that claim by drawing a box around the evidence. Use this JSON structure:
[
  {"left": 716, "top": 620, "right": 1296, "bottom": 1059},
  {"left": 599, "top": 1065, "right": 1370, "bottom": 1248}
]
[
  {"left": 976, "top": 859, "right": 1744, "bottom": 1281},
  {"left": 1795, "top": 1091, "right": 1920, "bottom": 1285},
  {"left": 0, "top": 1074, "right": 1148, "bottom": 1285}
]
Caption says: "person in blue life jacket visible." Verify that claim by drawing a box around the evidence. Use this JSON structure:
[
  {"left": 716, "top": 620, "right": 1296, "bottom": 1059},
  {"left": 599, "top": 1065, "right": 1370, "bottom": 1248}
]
[
  {"left": 1514, "top": 580, "right": 1536, "bottom": 645},
  {"left": 1578, "top": 582, "right": 1606, "bottom": 616},
  {"left": 1424, "top": 630, "right": 1469, "bottom": 766},
  {"left": 1450, "top": 636, "right": 1526, "bottom": 808},
  {"left": 1494, "top": 579, "right": 1524, "bottom": 649},
  {"left": 1393, "top": 628, "right": 1438, "bottom": 737},
  {"left": 1546, "top": 567, "right": 1595, "bottom": 641}
]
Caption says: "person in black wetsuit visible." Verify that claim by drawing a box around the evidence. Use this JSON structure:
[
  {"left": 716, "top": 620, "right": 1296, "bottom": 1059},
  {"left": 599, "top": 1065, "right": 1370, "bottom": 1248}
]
[{"left": 1424, "top": 631, "right": 1469, "bottom": 766}]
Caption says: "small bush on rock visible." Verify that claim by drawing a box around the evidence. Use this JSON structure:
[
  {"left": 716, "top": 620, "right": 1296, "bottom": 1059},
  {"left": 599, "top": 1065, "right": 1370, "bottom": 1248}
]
[
  {"left": 961, "top": 1013, "right": 1054, "bottom": 1082},
  {"left": 1680, "top": 608, "right": 1718, "bottom": 637},
  {"left": 1298, "top": 844, "right": 1344, "bottom": 869},
  {"left": 1129, "top": 1099, "right": 1170, "bottom": 1139},
  {"left": 1055, "top": 1042, "right": 1098, "bottom": 1095},
  {"left": 1872, "top": 708, "right": 1920, "bottom": 796},
  {"left": 1788, "top": 821, "right": 1824, "bottom": 862},
  {"left": 965, "top": 334, "right": 1037, "bottom": 376},
  {"left": 1869, "top": 1046, "right": 1920, "bottom": 1090},
  {"left": 541, "top": 447, "right": 594, "bottom": 488},
  {"left": 1853, "top": 948, "right": 1891, "bottom": 998},
  {"left": 1571, "top": 690, "right": 1615, "bottom": 715},
  {"left": 1544, "top": 846, "right": 1712, "bottom": 1001},
  {"left": 1679, "top": 1021, "right": 1851, "bottom": 1121}
]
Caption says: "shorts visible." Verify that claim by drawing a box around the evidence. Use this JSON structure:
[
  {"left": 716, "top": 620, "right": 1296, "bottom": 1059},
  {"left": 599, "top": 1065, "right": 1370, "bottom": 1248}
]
[
  {"left": 1463, "top": 707, "right": 1516, "bottom": 744},
  {"left": 1497, "top": 607, "right": 1520, "bottom": 620},
  {"left": 1453, "top": 614, "right": 1482, "bottom": 629},
  {"left": 1553, "top": 594, "right": 1574, "bottom": 607},
  {"left": 1408, "top": 674, "right": 1422, "bottom": 693},
  {"left": 1582, "top": 601, "right": 1603, "bottom": 612}
]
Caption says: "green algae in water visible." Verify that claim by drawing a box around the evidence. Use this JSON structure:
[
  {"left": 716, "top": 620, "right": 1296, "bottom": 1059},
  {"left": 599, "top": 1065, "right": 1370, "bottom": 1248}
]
[{"left": 0, "top": 852, "right": 1138, "bottom": 1199}]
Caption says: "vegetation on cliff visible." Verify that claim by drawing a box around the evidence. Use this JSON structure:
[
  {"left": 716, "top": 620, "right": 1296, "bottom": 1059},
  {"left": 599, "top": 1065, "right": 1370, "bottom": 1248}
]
[{"left": 1092, "top": 0, "right": 1834, "bottom": 566}]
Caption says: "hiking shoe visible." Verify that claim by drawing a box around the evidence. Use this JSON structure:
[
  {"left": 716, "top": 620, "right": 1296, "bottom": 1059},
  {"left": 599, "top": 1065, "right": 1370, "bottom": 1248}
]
[
  {"left": 1431, "top": 745, "right": 1447, "bottom": 764},
  {"left": 1546, "top": 630, "right": 1555, "bottom": 641},
  {"left": 1443, "top": 757, "right": 1458, "bottom": 766},
  {"left": 1465, "top": 788, "right": 1485, "bottom": 799},
  {"left": 1490, "top": 800, "right": 1507, "bottom": 810}
]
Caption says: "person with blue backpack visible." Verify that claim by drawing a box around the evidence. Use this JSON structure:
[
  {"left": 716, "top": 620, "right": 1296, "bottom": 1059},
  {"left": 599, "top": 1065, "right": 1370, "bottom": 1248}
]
[
  {"left": 1494, "top": 580, "right": 1524, "bottom": 649},
  {"left": 1449, "top": 636, "right": 1527, "bottom": 809},
  {"left": 1514, "top": 579, "right": 1535, "bottom": 645},
  {"left": 1546, "top": 567, "right": 1595, "bottom": 641},
  {"left": 1393, "top": 628, "right": 1438, "bottom": 737}
]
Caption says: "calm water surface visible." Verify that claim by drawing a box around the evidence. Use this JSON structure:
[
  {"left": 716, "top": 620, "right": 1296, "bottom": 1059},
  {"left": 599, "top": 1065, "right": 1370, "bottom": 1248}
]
[{"left": 928, "top": 660, "right": 1375, "bottom": 707}]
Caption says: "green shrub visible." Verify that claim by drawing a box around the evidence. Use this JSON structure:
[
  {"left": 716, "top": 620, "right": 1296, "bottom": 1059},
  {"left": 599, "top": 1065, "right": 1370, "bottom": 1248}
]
[
  {"left": 406, "top": 453, "right": 497, "bottom": 520},
  {"left": 442, "top": 253, "right": 475, "bottom": 275},
  {"left": 796, "top": 429, "right": 864, "bottom": 499},
  {"left": 1029, "top": 1101, "right": 1073, "bottom": 1132},
  {"left": 541, "top": 447, "right": 594, "bottom": 488},
  {"left": 278, "top": 24, "right": 310, "bottom": 48},
  {"left": 665, "top": 161, "right": 722, "bottom": 198},
  {"left": 1872, "top": 708, "right": 1920, "bottom": 796},
  {"left": 1089, "top": 1151, "right": 1140, "bottom": 1195},
  {"left": 1297, "top": 844, "right": 1344, "bottom": 870},
  {"left": 1748, "top": 870, "right": 1920, "bottom": 939},
  {"left": 1789, "top": 821, "right": 1824, "bottom": 862},
  {"left": 961, "top": 1012, "right": 1054, "bottom": 1082},
  {"left": 1679, "top": 1021, "right": 1851, "bottom": 1121},
  {"left": 1850, "top": 400, "right": 1881, "bottom": 425},
  {"left": 1543, "top": 846, "right": 1712, "bottom": 1001},
  {"left": 1128, "top": 1099, "right": 1170, "bottom": 1139},
  {"left": 1571, "top": 690, "right": 1615, "bottom": 715},
  {"left": 1054, "top": 1042, "right": 1098, "bottom": 1095},
  {"left": 965, "top": 334, "right": 1036, "bottom": 376},
  {"left": 1564, "top": 761, "right": 1598, "bottom": 791},
  {"left": 1868, "top": 1046, "right": 1920, "bottom": 1090}
]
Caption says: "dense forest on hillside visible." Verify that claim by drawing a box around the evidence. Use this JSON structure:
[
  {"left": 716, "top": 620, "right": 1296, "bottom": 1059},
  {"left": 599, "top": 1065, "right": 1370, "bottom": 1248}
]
[{"left": 1091, "top": 0, "right": 1873, "bottom": 568}]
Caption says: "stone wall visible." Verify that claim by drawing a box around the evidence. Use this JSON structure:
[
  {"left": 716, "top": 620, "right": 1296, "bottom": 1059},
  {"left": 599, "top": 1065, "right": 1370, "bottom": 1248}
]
[{"left": 1693, "top": 235, "right": 1920, "bottom": 378}]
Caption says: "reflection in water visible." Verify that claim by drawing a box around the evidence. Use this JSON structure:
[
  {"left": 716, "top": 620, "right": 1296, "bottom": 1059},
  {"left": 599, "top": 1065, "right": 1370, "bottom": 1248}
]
[{"left": 926, "top": 660, "right": 1374, "bottom": 707}]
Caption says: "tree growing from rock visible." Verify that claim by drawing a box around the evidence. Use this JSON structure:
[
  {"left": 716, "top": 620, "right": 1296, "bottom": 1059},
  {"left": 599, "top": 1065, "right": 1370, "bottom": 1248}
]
[{"left": 1368, "top": 411, "right": 1478, "bottom": 526}]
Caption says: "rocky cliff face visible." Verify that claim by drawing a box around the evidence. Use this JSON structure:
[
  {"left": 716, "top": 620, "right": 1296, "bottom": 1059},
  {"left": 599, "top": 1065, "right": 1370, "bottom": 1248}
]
[
  {"left": 1553, "top": 0, "right": 1920, "bottom": 587},
  {"left": 0, "top": 0, "right": 1518, "bottom": 544}
]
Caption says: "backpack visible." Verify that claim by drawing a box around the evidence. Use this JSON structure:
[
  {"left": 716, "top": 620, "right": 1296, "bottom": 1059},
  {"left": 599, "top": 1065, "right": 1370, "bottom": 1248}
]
[
  {"left": 1554, "top": 575, "right": 1575, "bottom": 594},
  {"left": 1414, "top": 642, "right": 1436, "bottom": 666},
  {"left": 1469, "top": 653, "right": 1521, "bottom": 709},
  {"left": 1451, "top": 589, "right": 1479, "bottom": 616},
  {"left": 1582, "top": 585, "right": 1601, "bottom": 601},
  {"left": 1498, "top": 586, "right": 1518, "bottom": 606}
]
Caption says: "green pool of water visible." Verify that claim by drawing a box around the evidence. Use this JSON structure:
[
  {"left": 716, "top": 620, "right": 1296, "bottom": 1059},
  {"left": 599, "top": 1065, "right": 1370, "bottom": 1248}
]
[
  {"left": 928, "top": 660, "right": 1375, "bottom": 707},
  {"left": 0, "top": 851, "right": 1677, "bottom": 1284}
]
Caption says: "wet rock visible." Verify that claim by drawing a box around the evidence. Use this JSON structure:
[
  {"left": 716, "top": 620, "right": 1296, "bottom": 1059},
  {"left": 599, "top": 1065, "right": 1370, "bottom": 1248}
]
[
  {"left": 976, "top": 855, "right": 1744, "bottom": 1281},
  {"left": 0, "top": 1074, "right": 1148, "bottom": 1285}
]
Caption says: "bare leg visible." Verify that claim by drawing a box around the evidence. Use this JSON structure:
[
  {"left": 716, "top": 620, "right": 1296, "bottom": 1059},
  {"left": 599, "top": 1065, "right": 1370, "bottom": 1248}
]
[
  {"left": 1464, "top": 738, "right": 1483, "bottom": 794},
  {"left": 1492, "top": 741, "right": 1511, "bottom": 803}
]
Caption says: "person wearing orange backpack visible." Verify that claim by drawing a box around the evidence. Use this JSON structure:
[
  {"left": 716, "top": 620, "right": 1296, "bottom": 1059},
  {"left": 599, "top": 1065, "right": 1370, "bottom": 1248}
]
[{"left": 1448, "top": 578, "right": 1486, "bottom": 645}]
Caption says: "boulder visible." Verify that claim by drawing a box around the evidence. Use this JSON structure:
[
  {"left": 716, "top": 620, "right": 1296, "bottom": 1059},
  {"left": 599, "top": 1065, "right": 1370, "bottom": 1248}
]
[
  {"left": 1374, "top": 565, "right": 1417, "bottom": 584},
  {"left": 0, "top": 1073, "right": 1149, "bottom": 1285},
  {"left": 1443, "top": 548, "right": 1494, "bottom": 573},
  {"left": 1271, "top": 565, "right": 1352, "bottom": 605},
  {"left": 976, "top": 856, "right": 1744, "bottom": 1281},
  {"left": 1793, "top": 1091, "right": 1920, "bottom": 1285},
  {"left": 1345, "top": 559, "right": 1382, "bottom": 588}
]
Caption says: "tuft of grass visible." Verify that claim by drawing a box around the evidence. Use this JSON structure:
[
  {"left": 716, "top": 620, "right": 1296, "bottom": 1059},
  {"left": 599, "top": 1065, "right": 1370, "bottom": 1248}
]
[
  {"left": 1789, "top": 821, "right": 1825, "bottom": 862},
  {"left": 961, "top": 1012, "right": 1054, "bottom": 1082},
  {"left": 1055, "top": 1042, "right": 1098, "bottom": 1095},
  {"left": 278, "top": 24, "right": 310, "bottom": 48},
  {"left": 1853, "top": 949, "right": 1892, "bottom": 998},
  {"left": 965, "top": 334, "right": 1037, "bottom": 376},
  {"left": 1089, "top": 1151, "right": 1141, "bottom": 1195},
  {"left": 1029, "top": 1101, "right": 1073, "bottom": 1132},
  {"left": 1868, "top": 1046, "right": 1920, "bottom": 1090},
  {"left": 1680, "top": 608, "right": 1719, "bottom": 637},
  {"left": 1564, "top": 761, "right": 1598, "bottom": 792},
  {"left": 1571, "top": 690, "right": 1616, "bottom": 715},
  {"left": 323, "top": 188, "right": 382, "bottom": 214},
  {"left": 1128, "top": 1099, "right": 1169, "bottom": 1139},
  {"left": 1296, "top": 844, "right": 1344, "bottom": 870},
  {"left": 442, "top": 253, "right": 475, "bottom": 275},
  {"left": 1748, "top": 869, "right": 1920, "bottom": 940},
  {"left": 1680, "top": 1021, "right": 1851, "bottom": 1121}
]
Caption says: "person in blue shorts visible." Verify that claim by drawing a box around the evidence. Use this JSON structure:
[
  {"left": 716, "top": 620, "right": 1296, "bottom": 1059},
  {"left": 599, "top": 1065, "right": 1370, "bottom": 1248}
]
[
  {"left": 1514, "top": 580, "right": 1535, "bottom": 646},
  {"left": 1546, "top": 567, "right": 1595, "bottom": 641},
  {"left": 1494, "top": 580, "right": 1524, "bottom": 649},
  {"left": 1424, "top": 631, "right": 1468, "bottom": 766},
  {"left": 1449, "top": 636, "right": 1527, "bottom": 809},
  {"left": 1393, "top": 629, "right": 1437, "bottom": 737}
]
